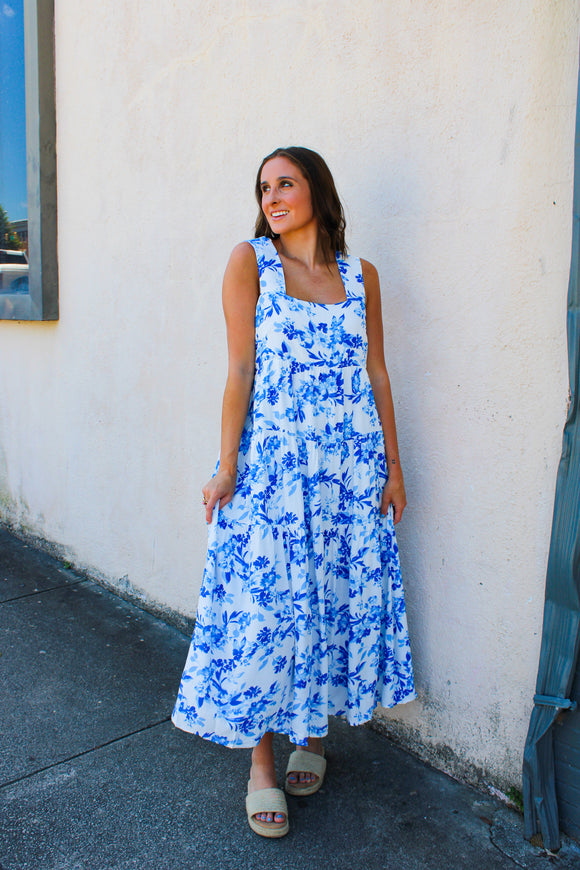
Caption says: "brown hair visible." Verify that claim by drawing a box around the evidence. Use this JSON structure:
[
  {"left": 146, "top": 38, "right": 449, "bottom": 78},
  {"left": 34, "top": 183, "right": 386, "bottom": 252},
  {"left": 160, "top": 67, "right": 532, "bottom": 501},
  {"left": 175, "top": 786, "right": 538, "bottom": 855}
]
[{"left": 254, "top": 147, "right": 347, "bottom": 261}]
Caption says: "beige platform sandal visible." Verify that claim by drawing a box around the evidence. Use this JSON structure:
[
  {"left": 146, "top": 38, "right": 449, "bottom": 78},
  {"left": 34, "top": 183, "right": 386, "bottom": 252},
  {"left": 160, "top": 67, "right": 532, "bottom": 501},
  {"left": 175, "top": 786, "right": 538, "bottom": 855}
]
[
  {"left": 245, "top": 784, "right": 289, "bottom": 838},
  {"left": 285, "top": 748, "right": 327, "bottom": 796}
]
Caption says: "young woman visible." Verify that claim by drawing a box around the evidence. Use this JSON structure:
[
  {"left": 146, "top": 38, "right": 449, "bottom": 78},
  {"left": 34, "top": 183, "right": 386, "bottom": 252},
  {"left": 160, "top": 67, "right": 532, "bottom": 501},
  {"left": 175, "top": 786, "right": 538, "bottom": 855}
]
[{"left": 172, "top": 147, "right": 416, "bottom": 838}]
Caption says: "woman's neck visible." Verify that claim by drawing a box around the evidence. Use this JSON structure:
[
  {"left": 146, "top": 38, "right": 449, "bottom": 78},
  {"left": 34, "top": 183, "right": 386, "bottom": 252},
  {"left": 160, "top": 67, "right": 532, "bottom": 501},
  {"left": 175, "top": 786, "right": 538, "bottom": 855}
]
[{"left": 276, "top": 226, "right": 329, "bottom": 270}]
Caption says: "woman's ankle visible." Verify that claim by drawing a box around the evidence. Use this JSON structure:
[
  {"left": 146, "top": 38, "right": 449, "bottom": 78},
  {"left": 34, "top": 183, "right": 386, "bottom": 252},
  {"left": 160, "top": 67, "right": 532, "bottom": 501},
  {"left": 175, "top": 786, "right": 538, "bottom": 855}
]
[{"left": 251, "top": 733, "right": 275, "bottom": 768}]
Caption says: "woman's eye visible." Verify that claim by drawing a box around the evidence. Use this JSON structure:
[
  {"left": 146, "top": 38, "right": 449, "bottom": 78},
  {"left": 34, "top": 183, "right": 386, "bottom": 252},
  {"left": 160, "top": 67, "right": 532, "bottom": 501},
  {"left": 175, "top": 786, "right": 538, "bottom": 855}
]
[{"left": 280, "top": 181, "right": 292, "bottom": 188}]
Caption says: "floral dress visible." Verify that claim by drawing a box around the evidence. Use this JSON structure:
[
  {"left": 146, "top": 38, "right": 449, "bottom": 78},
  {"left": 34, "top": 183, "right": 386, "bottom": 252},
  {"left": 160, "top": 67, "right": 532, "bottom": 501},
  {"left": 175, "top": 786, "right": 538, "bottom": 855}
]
[{"left": 172, "top": 236, "right": 416, "bottom": 747}]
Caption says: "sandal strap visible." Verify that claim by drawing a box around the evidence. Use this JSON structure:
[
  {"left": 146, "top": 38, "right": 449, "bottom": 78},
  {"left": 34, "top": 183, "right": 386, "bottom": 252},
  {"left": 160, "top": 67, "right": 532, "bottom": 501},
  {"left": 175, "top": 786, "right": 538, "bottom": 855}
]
[
  {"left": 285, "top": 749, "right": 327, "bottom": 779},
  {"left": 245, "top": 787, "right": 288, "bottom": 817}
]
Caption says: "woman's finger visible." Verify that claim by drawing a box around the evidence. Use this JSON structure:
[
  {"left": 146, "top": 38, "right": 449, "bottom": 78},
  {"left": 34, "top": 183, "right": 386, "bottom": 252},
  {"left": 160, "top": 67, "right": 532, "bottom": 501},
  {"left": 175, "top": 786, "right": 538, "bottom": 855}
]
[
  {"left": 204, "top": 487, "right": 234, "bottom": 523},
  {"left": 205, "top": 489, "right": 222, "bottom": 524},
  {"left": 392, "top": 498, "right": 405, "bottom": 524},
  {"left": 202, "top": 486, "right": 215, "bottom": 524},
  {"left": 202, "top": 471, "right": 236, "bottom": 523}
]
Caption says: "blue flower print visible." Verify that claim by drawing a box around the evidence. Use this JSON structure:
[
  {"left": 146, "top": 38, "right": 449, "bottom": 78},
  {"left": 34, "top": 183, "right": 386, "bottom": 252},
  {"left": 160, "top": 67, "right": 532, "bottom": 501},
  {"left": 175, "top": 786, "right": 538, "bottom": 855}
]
[{"left": 172, "top": 237, "right": 415, "bottom": 748}]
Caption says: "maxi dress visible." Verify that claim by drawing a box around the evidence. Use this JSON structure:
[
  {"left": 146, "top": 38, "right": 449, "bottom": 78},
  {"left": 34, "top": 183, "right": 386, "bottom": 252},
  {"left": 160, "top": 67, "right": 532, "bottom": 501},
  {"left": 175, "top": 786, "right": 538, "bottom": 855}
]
[{"left": 172, "top": 237, "right": 416, "bottom": 748}]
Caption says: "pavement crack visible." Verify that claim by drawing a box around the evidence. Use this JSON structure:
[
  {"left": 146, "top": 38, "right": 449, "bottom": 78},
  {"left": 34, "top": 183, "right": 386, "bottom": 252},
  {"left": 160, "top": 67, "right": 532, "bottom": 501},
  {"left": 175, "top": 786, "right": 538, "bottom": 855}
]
[
  {"left": 0, "top": 578, "right": 87, "bottom": 603},
  {"left": 488, "top": 812, "right": 527, "bottom": 868},
  {"left": 0, "top": 717, "right": 171, "bottom": 790}
]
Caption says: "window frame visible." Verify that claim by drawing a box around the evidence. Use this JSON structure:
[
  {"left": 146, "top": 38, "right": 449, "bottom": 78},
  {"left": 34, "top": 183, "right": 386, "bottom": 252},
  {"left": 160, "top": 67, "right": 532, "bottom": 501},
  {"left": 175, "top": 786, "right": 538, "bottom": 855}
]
[{"left": 0, "top": 0, "right": 58, "bottom": 321}]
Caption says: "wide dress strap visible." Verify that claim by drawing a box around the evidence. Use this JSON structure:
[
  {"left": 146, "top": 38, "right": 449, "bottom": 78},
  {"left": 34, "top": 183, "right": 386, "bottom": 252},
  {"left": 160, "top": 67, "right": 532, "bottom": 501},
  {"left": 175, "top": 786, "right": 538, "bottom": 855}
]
[{"left": 248, "top": 236, "right": 365, "bottom": 302}]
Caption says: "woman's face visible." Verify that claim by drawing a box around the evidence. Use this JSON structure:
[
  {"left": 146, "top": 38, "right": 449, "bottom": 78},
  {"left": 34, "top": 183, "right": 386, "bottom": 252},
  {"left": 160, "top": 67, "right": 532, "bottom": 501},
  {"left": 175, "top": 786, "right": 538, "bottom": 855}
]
[{"left": 259, "top": 156, "right": 316, "bottom": 236}]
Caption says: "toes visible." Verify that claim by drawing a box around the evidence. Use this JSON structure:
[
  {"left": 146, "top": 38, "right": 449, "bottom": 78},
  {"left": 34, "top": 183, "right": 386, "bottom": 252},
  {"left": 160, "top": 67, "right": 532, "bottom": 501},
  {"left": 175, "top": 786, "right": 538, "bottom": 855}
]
[
  {"left": 253, "top": 811, "right": 286, "bottom": 825},
  {"left": 288, "top": 771, "right": 319, "bottom": 786},
  {"left": 298, "top": 772, "right": 318, "bottom": 784}
]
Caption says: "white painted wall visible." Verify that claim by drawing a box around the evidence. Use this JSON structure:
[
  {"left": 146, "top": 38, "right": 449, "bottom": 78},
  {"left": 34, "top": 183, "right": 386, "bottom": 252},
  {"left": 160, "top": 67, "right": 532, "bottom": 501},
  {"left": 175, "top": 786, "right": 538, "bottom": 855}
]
[{"left": 0, "top": 0, "right": 578, "bottom": 790}]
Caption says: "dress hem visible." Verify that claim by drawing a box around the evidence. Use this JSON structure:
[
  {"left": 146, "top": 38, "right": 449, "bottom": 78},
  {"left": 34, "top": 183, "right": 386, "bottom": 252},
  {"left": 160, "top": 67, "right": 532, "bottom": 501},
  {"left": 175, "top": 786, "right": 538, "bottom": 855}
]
[{"left": 171, "top": 691, "right": 418, "bottom": 750}]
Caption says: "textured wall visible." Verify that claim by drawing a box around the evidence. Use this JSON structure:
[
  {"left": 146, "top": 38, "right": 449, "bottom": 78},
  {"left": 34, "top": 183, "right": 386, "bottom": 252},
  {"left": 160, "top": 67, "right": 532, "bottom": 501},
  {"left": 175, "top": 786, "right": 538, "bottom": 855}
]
[{"left": 0, "top": 1, "right": 578, "bottom": 790}]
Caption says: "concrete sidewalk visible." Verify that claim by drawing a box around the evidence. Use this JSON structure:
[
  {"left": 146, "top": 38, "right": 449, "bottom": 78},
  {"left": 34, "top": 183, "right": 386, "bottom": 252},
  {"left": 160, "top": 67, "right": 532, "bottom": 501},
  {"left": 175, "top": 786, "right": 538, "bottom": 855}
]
[{"left": 1, "top": 525, "right": 579, "bottom": 870}]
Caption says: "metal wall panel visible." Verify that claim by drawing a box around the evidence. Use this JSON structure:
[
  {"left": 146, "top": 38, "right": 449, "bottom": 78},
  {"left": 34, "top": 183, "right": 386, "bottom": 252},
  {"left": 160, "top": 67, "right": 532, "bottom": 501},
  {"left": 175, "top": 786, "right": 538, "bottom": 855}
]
[{"left": 554, "top": 659, "right": 580, "bottom": 840}]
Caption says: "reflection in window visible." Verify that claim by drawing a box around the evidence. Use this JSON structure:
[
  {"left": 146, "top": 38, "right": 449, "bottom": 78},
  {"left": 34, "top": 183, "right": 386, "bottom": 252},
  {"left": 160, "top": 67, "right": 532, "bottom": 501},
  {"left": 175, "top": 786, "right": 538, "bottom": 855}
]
[{"left": 0, "top": 1, "right": 29, "bottom": 302}]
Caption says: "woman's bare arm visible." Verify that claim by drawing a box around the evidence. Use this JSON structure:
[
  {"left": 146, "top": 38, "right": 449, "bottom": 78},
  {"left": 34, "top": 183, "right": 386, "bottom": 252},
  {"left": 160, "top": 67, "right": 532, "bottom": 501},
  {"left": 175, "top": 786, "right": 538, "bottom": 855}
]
[
  {"left": 362, "top": 258, "right": 407, "bottom": 523},
  {"left": 202, "top": 242, "right": 259, "bottom": 522}
]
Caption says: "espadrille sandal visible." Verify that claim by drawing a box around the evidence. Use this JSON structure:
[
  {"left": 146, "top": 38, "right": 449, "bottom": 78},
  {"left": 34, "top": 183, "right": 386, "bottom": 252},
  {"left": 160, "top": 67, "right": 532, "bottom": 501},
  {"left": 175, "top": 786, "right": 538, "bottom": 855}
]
[
  {"left": 245, "top": 784, "right": 289, "bottom": 838},
  {"left": 285, "top": 748, "right": 327, "bottom": 796}
]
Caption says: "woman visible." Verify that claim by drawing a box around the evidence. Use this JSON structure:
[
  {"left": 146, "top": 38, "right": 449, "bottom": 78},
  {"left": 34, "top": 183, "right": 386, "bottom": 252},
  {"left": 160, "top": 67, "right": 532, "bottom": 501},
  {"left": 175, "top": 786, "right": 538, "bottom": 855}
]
[{"left": 172, "top": 147, "right": 416, "bottom": 838}]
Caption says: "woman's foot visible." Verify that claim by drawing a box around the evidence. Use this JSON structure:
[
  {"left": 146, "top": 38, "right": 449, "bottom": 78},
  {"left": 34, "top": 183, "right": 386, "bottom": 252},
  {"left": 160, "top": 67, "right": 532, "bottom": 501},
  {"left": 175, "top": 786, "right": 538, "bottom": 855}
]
[
  {"left": 248, "top": 738, "right": 287, "bottom": 828},
  {"left": 286, "top": 737, "right": 325, "bottom": 790}
]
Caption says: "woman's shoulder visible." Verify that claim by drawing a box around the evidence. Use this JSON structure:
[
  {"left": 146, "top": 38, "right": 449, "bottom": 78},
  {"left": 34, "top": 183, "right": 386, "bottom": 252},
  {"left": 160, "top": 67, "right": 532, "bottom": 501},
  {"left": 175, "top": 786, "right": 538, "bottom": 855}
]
[
  {"left": 224, "top": 241, "right": 259, "bottom": 281},
  {"left": 342, "top": 255, "right": 378, "bottom": 280},
  {"left": 338, "top": 251, "right": 376, "bottom": 273},
  {"left": 359, "top": 258, "right": 378, "bottom": 282},
  {"left": 230, "top": 239, "right": 256, "bottom": 257},
  {"left": 357, "top": 258, "right": 380, "bottom": 302},
  {"left": 229, "top": 237, "right": 272, "bottom": 260}
]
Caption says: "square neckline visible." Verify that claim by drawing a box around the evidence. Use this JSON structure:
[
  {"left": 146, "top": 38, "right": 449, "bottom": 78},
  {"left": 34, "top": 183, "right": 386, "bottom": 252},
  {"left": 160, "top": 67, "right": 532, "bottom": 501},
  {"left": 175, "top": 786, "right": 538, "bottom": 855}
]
[{"left": 266, "top": 238, "right": 350, "bottom": 307}]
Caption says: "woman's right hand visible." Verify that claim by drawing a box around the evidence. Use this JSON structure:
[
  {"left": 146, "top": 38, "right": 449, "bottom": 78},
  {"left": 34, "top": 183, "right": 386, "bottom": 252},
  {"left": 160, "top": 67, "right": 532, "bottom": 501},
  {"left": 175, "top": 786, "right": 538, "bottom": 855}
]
[{"left": 202, "top": 467, "right": 237, "bottom": 524}]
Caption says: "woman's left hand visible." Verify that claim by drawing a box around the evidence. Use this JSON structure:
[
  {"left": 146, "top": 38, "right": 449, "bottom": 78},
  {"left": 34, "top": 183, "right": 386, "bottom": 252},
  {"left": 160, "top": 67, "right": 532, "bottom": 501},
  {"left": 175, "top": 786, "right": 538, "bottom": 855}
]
[{"left": 381, "top": 470, "right": 407, "bottom": 524}]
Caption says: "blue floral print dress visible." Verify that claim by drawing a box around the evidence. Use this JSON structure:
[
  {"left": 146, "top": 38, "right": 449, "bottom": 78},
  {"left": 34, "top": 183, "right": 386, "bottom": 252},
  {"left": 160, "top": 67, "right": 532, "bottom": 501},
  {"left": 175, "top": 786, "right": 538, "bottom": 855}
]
[{"left": 172, "top": 236, "right": 416, "bottom": 747}]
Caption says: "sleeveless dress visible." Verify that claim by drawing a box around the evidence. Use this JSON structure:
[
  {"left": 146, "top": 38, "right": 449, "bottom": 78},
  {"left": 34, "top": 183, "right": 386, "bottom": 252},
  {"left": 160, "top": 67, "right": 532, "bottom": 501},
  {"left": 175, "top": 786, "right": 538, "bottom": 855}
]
[{"left": 172, "top": 237, "right": 416, "bottom": 747}]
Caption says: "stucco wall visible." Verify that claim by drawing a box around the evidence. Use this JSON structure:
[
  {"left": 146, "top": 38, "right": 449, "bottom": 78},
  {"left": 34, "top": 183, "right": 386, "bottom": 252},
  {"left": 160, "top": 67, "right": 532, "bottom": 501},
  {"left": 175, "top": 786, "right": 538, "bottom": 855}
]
[{"left": 1, "top": 1, "right": 578, "bottom": 791}]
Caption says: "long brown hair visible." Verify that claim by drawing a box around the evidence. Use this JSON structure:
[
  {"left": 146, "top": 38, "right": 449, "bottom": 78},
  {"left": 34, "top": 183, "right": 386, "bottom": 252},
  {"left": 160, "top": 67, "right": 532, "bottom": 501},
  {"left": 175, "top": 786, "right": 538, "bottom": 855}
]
[{"left": 254, "top": 147, "right": 347, "bottom": 261}]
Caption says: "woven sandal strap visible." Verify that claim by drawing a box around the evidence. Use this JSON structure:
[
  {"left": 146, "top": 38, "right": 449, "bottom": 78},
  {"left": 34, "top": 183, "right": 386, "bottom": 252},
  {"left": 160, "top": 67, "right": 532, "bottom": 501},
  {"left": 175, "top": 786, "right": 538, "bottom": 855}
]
[
  {"left": 285, "top": 749, "right": 327, "bottom": 778},
  {"left": 246, "top": 787, "right": 288, "bottom": 816}
]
